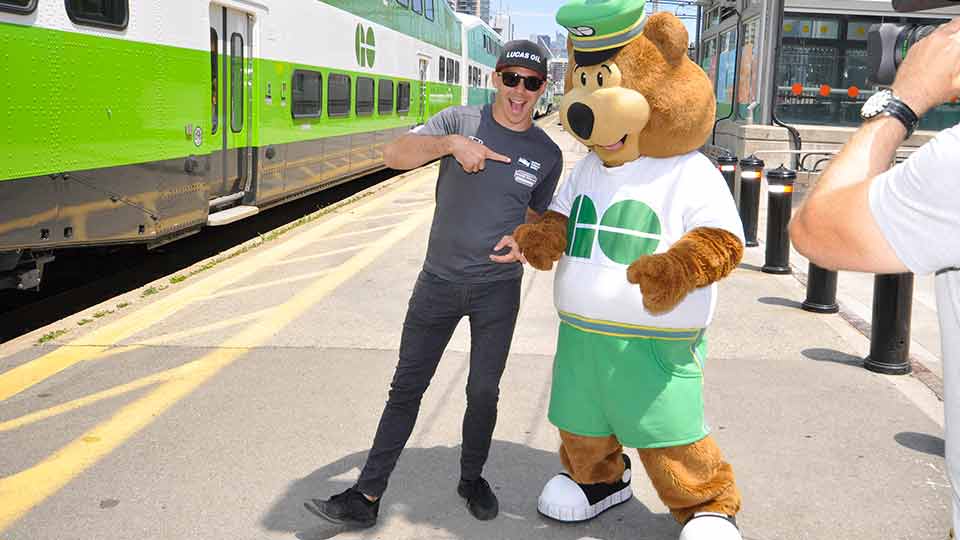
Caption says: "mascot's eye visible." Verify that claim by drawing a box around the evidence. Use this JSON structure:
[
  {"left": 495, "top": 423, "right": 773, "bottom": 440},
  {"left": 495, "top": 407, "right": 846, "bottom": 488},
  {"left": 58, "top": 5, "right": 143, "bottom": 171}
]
[
  {"left": 597, "top": 73, "right": 604, "bottom": 86},
  {"left": 580, "top": 72, "right": 587, "bottom": 86}
]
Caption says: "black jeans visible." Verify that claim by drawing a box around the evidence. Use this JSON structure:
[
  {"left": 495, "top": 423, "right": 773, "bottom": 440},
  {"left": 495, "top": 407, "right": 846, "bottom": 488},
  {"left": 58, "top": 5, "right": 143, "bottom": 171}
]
[{"left": 356, "top": 271, "right": 522, "bottom": 497}]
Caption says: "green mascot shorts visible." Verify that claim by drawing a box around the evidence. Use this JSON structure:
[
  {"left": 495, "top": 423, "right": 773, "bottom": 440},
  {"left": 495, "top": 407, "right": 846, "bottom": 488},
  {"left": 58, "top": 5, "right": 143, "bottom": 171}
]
[{"left": 548, "top": 312, "right": 710, "bottom": 448}]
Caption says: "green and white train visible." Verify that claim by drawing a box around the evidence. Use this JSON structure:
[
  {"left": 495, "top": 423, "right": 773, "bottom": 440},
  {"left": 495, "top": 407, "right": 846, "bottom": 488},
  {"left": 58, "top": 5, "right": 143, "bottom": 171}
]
[{"left": 0, "top": 0, "right": 504, "bottom": 291}]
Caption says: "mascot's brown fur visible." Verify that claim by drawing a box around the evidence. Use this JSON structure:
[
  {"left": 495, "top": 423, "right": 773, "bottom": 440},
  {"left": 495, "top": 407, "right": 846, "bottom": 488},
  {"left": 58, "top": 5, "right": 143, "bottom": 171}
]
[{"left": 515, "top": 12, "right": 744, "bottom": 526}]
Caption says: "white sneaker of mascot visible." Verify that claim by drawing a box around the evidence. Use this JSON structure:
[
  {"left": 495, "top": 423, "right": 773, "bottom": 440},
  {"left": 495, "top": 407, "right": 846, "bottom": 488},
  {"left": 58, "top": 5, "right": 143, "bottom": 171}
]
[
  {"left": 679, "top": 512, "right": 743, "bottom": 540},
  {"left": 537, "top": 454, "right": 634, "bottom": 522}
]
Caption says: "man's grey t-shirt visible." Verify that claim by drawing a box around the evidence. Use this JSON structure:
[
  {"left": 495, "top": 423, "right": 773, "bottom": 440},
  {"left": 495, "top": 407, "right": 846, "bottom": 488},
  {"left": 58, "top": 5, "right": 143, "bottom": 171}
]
[
  {"left": 412, "top": 105, "right": 562, "bottom": 283},
  {"left": 869, "top": 122, "right": 960, "bottom": 532}
]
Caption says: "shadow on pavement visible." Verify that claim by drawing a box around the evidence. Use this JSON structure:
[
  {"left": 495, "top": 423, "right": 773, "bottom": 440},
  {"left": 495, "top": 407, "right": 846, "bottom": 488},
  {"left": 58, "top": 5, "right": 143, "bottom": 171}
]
[
  {"left": 262, "top": 440, "right": 677, "bottom": 540},
  {"left": 895, "top": 432, "right": 946, "bottom": 458},
  {"left": 757, "top": 296, "right": 804, "bottom": 309},
  {"left": 801, "top": 347, "right": 864, "bottom": 367}
]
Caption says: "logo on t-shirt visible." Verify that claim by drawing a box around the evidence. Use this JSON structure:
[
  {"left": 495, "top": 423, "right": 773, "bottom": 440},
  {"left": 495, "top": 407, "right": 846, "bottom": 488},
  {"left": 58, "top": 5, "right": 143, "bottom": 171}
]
[
  {"left": 514, "top": 169, "right": 538, "bottom": 187},
  {"left": 566, "top": 195, "right": 662, "bottom": 265},
  {"left": 518, "top": 156, "right": 542, "bottom": 171}
]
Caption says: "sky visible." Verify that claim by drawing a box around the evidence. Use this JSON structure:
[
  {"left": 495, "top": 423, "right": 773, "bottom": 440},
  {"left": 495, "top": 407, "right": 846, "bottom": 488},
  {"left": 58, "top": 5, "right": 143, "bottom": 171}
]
[{"left": 499, "top": 0, "right": 700, "bottom": 46}]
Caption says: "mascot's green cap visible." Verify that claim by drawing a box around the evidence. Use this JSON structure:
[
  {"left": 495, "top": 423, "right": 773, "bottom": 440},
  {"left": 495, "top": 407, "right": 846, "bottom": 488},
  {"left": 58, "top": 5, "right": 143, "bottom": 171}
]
[{"left": 557, "top": 0, "right": 646, "bottom": 65}]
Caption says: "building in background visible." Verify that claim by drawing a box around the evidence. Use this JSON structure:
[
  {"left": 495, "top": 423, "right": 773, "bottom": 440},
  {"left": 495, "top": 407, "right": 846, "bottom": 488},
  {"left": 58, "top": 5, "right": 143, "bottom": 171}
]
[
  {"left": 695, "top": 0, "right": 960, "bottom": 169},
  {"left": 489, "top": 11, "right": 514, "bottom": 41},
  {"left": 549, "top": 57, "right": 568, "bottom": 91},
  {"left": 448, "top": 0, "right": 490, "bottom": 23}
]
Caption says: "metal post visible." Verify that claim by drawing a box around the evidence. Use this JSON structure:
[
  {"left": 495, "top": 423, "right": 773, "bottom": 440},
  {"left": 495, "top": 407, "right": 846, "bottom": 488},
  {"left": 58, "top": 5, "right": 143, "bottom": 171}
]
[
  {"left": 716, "top": 151, "right": 738, "bottom": 199},
  {"left": 863, "top": 273, "right": 914, "bottom": 375},
  {"left": 802, "top": 262, "right": 839, "bottom": 313},
  {"left": 738, "top": 155, "right": 763, "bottom": 248},
  {"left": 761, "top": 165, "right": 794, "bottom": 274}
]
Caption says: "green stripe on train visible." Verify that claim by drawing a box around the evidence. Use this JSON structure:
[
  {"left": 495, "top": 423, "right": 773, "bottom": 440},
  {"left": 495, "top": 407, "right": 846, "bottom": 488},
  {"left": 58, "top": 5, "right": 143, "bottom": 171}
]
[{"left": 0, "top": 22, "right": 460, "bottom": 182}]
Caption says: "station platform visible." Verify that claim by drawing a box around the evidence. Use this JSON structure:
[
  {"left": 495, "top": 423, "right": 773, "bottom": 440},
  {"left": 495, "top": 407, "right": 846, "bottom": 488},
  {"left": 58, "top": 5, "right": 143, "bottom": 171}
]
[{"left": 0, "top": 117, "right": 950, "bottom": 540}]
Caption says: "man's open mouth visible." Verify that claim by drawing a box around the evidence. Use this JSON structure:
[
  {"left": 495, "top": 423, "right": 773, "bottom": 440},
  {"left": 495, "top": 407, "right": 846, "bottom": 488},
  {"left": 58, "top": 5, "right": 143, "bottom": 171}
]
[{"left": 509, "top": 98, "right": 527, "bottom": 114}]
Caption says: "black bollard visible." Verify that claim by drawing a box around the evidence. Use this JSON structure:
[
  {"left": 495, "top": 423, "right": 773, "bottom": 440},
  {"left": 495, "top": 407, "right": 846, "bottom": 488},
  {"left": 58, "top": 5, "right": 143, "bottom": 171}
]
[
  {"left": 863, "top": 273, "right": 914, "bottom": 375},
  {"left": 738, "top": 155, "right": 763, "bottom": 248},
  {"left": 761, "top": 165, "right": 795, "bottom": 274},
  {"left": 716, "top": 151, "right": 738, "bottom": 199},
  {"left": 802, "top": 262, "right": 840, "bottom": 313}
]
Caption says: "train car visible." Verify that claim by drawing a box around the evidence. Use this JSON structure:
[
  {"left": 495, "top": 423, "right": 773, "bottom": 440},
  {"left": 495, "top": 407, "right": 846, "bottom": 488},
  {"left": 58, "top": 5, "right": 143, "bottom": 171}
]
[
  {"left": 0, "top": 0, "right": 466, "bottom": 291},
  {"left": 457, "top": 13, "right": 501, "bottom": 107}
]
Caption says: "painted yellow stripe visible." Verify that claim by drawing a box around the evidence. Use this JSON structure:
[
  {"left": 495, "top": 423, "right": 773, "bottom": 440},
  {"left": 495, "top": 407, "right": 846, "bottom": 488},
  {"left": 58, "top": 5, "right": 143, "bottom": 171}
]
[
  {"left": 0, "top": 171, "right": 433, "bottom": 403},
  {"left": 558, "top": 311, "right": 700, "bottom": 333},
  {"left": 0, "top": 206, "right": 434, "bottom": 533},
  {"left": 560, "top": 320, "right": 696, "bottom": 341}
]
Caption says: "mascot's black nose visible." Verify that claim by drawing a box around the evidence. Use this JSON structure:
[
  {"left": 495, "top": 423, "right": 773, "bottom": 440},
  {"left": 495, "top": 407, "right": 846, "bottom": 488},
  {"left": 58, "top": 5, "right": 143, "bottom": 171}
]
[{"left": 567, "top": 102, "right": 595, "bottom": 140}]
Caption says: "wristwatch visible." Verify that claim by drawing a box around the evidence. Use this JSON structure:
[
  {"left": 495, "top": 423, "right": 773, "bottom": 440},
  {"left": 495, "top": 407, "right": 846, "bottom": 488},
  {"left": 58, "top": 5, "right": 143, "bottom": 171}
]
[{"left": 860, "top": 89, "right": 919, "bottom": 138}]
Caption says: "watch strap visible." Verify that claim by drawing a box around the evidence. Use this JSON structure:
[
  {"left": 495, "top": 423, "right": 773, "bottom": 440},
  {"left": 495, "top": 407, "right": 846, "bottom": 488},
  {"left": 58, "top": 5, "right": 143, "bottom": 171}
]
[{"left": 881, "top": 95, "right": 919, "bottom": 138}]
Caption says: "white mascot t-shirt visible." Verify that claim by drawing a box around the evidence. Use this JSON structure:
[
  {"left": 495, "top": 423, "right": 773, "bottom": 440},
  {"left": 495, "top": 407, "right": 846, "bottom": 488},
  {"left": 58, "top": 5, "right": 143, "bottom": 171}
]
[{"left": 548, "top": 151, "right": 745, "bottom": 329}]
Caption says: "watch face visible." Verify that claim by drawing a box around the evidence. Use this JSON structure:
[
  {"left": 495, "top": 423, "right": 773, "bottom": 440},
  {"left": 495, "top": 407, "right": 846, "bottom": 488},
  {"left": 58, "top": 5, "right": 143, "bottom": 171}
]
[{"left": 861, "top": 90, "right": 892, "bottom": 119}]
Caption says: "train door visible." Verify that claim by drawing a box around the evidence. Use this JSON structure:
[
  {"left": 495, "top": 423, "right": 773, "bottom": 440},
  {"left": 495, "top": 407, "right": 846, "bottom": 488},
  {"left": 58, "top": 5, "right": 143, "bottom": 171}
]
[
  {"left": 210, "top": 4, "right": 254, "bottom": 199},
  {"left": 418, "top": 58, "right": 429, "bottom": 125}
]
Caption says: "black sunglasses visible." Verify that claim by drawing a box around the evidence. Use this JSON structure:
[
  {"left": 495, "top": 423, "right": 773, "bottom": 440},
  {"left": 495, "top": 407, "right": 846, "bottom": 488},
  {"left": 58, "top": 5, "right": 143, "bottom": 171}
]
[{"left": 499, "top": 71, "right": 545, "bottom": 91}]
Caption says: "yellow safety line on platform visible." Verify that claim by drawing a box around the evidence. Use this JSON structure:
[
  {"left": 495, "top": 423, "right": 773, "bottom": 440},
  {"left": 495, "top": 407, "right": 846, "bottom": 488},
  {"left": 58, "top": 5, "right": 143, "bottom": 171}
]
[
  {"left": 0, "top": 205, "right": 434, "bottom": 533},
  {"left": 0, "top": 170, "right": 434, "bottom": 403},
  {"left": 321, "top": 223, "right": 399, "bottom": 242},
  {"left": 266, "top": 244, "right": 371, "bottom": 267},
  {"left": 198, "top": 268, "right": 336, "bottom": 300}
]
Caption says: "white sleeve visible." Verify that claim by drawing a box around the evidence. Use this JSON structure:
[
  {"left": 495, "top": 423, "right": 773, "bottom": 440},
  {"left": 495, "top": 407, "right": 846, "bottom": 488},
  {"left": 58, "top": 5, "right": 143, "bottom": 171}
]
[
  {"left": 681, "top": 154, "right": 745, "bottom": 243},
  {"left": 869, "top": 124, "right": 960, "bottom": 275},
  {"left": 547, "top": 156, "right": 587, "bottom": 218}
]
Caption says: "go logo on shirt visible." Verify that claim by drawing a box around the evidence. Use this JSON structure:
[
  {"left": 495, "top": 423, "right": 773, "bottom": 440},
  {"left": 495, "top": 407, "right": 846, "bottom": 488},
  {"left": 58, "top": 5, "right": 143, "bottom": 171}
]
[{"left": 565, "top": 195, "right": 662, "bottom": 265}]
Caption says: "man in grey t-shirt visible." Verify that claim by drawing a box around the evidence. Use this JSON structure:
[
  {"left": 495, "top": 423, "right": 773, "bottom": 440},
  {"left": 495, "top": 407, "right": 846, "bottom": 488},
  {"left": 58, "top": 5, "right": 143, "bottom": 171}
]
[
  {"left": 305, "top": 40, "right": 561, "bottom": 528},
  {"left": 791, "top": 17, "right": 960, "bottom": 537}
]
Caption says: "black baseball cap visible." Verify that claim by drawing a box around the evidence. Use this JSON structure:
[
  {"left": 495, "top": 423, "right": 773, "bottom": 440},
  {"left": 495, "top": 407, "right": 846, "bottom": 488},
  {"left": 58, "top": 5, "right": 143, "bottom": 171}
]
[{"left": 496, "top": 40, "right": 549, "bottom": 79}]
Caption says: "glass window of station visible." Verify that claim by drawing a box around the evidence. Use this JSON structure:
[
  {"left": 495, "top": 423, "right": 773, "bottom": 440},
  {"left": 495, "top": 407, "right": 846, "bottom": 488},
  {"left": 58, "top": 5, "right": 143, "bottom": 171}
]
[{"left": 774, "top": 13, "right": 960, "bottom": 130}]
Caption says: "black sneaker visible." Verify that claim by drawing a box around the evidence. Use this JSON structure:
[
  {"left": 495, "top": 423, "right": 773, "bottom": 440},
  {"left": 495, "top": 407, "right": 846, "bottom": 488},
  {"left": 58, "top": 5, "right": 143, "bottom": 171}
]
[
  {"left": 303, "top": 486, "right": 379, "bottom": 528},
  {"left": 457, "top": 477, "right": 499, "bottom": 520}
]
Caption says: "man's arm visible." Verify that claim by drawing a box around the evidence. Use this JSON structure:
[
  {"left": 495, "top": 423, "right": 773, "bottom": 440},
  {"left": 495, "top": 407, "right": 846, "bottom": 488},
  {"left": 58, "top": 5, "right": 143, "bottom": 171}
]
[
  {"left": 383, "top": 133, "right": 457, "bottom": 170},
  {"left": 383, "top": 133, "right": 511, "bottom": 172},
  {"left": 790, "top": 17, "right": 960, "bottom": 273},
  {"left": 789, "top": 117, "right": 909, "bottom": 273}
]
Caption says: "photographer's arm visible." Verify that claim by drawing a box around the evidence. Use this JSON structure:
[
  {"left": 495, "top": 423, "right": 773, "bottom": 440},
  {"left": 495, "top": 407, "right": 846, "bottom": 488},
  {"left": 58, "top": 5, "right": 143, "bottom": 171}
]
[
  {"left": 791, "top": 17, "right": 960, "bottom": 273},
  {"left": 789, "top": 117, "right": 909, "bottom": 273}
]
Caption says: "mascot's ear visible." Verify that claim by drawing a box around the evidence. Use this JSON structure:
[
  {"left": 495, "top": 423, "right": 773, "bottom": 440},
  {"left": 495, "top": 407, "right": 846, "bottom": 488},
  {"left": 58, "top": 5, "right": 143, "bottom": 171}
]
[
  {"left": 564, "top": 37, "right": 575, "bottom": 94},
  {"left": 643, "top": 12, "right": 689, "bottom": 66}
]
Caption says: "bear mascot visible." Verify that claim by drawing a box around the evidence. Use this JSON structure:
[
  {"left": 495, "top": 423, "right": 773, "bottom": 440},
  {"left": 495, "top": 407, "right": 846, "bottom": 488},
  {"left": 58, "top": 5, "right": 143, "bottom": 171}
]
[{"left": 513, "top": 1, "right": 746, "bottom": 539}]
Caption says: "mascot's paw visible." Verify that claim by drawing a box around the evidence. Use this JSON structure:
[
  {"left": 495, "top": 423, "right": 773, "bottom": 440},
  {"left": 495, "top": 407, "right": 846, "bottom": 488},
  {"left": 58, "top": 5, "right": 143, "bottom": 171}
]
[
  {"left": 537, "top": 454, "right": 633, "bottom": 522},
  {"left": 679, "top": 512, "right": 742, "bottom": 540},
  {"left": 514, "top": 223, "right": 566, "bottom": 271},
  {"left": 626, "top": 252, "right": 695, "bottom": 314}
]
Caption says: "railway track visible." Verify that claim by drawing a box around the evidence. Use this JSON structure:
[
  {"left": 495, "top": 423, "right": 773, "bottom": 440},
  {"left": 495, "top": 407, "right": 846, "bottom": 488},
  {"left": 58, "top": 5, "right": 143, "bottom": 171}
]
[{"left": 0, "top": 169, "right": 400, "bottom": 344}]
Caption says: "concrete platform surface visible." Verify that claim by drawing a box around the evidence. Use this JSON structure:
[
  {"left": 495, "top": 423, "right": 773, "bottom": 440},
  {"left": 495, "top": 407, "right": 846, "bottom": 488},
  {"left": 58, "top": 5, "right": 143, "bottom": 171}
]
[{"left": 0, "top": 116, "right": 949, "bottom": 540}]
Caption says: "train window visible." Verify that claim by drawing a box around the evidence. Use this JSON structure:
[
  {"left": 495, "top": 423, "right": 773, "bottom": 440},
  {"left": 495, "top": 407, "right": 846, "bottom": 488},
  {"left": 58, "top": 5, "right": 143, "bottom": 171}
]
[
  {"left": 378, "top": 79, "right": 394, "bottom": 115},
  {"left": 230, "top": 33, "right": 243, "bottom": 132},
  {"left": 356, "top": 77, "right": 374, "bottom": 116},
  {"left": 411, "top": 0, "right": 422, "bottom": 15},
  {"left": 423, "top": 0, "right": 434, "bottom": 21},
  {"left": 210, "top": 28, "right": 218, "bottom": 135},
  {"left": 0, "top": 0, "right": 36, "bottom": 14},
  {"left": 446, "top": 57, "right": 454, "bottom": 83},
  {"left": 439, "top": 56, "right": 445, "bottom": 81},
  {"left": 397, "top": 82, "right": 411, "bottom": 114},
  {"left": 292, "top": 70, "right": 323, "bottom": 119},
  {"left": 64, "top": 0, "right": 128, "bottom": 29},
  {"left": 395, "top": 0, "right": 408, "bottom": 6},
  {"left": 454, "top": 61, "right": 460, "bottom": 84},
  {"left": 328, "top": 73, "right": 351, "bottom": 117}
]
